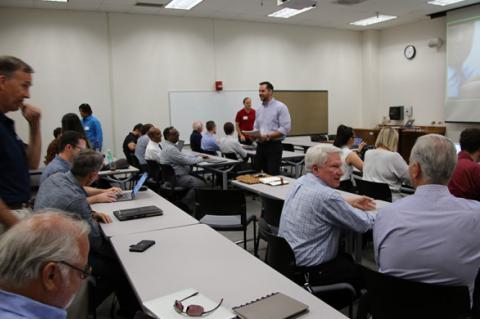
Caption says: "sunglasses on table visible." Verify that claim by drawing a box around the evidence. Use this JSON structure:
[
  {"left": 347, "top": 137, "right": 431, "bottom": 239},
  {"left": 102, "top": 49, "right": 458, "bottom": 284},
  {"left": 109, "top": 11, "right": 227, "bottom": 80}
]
[{"left": 173, "top": 291, "right": 223, "bottom": 317}]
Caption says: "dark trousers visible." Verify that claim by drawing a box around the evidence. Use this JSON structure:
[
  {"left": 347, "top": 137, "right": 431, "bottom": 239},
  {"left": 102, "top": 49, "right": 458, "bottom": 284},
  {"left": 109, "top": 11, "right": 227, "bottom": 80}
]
[
  {"left": 305, "top": 253, "right": 363, "bottom": 310},
  {"left": 255, "top": 141, "right": 283, "bottom": 175},
  {"left": 90, "top": 243, "right": 141, "bottom": 316}
]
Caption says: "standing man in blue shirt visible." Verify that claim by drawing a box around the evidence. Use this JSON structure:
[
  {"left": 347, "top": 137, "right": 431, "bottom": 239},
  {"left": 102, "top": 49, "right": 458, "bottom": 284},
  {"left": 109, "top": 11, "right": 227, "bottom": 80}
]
[
  {"left": 0, "top": 56, "right": 41, "bottom": 231},
  {"left": 79, "top": 103, "right": 103, "bottom": 151},
  {"left": 253, "top": 81, "right": 291, "bottom": 175}
]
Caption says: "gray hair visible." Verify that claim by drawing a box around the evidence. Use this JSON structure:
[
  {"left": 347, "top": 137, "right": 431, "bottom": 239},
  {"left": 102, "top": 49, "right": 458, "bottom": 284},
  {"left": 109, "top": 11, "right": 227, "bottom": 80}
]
[
  {"left": 0, "top": 55, "right": 34, "bottom": 77},
  {"left": 409, "top": 134, "right": 457, "bottom": 184},
  {"left": 305, "top": 144, "right": 341, "bottom": 173},
  {"left": 0, "top": 210, "right": 90, "bottom": 288},
  {"left": 192, "top": 121, "right": 203, "bottom": 131},
  {"left": 71, "top": 149, "right": 104, "bottom": 177}
]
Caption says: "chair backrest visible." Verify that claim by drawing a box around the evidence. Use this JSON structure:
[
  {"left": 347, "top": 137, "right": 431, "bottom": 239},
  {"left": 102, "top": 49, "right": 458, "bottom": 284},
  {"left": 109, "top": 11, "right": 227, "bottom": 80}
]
[
  {"left": 282, "top": 143, "right": 295, "bottom": 152},
  {"left": 338, "top": 179, "right": 356, "bottom": 193},
  {"left": 361, "top": 266, "right": 471, "bottom": 319},
  {"left": 261, "top": 197, "right": 284, "bottom": 228},
  {"left": 159, "top": 164, "right": 177, "bottom": 188},
  {"left": 222, "top": 152, "right": 238, "bottom": 160},
  {"left": 265, "top": 232, "right": 297, "bottom": 279},
  {"left": 355, "top": 179, "right": 392, "bottom": 202},
  {"left": 194, "top": 189, "right": 247, "bottom": 223},
  {"left": 146, "top": 160, "right": 161, "bottom": 183}
]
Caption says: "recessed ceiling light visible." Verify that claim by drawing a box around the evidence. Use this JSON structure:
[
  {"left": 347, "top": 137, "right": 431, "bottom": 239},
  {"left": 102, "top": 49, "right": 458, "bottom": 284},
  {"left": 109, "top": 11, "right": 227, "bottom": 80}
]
[
  {"left": 41, "top": 0, "right": 68, "bottom": 2},
  {"left": 268, "top": 6, "right": 314, "bottom": 18},
  {"left": 427, "top": 0, "right": 466, "bottom": 6},
  {"left": 350, "top": 14, "right": 397, "bottom": 26},
  {"left": 165, "top": 0, "right": 204, "bottom": 10}
]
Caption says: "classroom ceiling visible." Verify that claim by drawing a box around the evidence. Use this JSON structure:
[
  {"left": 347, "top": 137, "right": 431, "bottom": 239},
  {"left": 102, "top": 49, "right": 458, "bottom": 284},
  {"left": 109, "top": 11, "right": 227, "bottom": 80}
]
[{"left": 1, "top": 0, "right": 480, "bottom": 30}]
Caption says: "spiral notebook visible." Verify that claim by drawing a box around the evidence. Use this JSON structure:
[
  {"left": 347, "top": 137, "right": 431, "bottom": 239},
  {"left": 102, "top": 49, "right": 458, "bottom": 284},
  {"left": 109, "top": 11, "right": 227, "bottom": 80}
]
[{"left": 232, "top": 292, "right": 309, "bottom": 319}]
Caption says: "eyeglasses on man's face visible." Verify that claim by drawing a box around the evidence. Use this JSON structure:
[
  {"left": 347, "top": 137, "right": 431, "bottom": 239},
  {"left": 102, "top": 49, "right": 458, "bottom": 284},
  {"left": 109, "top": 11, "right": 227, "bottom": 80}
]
[{"left": 58, "top": 260, "right": 92, "bottom": 280}]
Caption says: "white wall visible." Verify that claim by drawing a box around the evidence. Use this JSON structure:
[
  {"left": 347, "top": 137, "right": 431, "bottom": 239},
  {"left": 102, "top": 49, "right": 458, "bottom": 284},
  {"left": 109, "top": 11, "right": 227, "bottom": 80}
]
[
  {"left": 377, "top": 17, "right": 478, "bottom": 141},
  {"left": 0, "top": 8, "right": 363, "bottom": 160},
  {"left": 0, "top": 9, "right": 113, "bottom": 158},
  {"left": 0, "top": 7, "right": 473, "bottom": 160}
]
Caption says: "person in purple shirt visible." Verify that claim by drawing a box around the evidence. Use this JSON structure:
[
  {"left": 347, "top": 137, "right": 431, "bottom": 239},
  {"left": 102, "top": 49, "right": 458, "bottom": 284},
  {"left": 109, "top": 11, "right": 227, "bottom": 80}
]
[
  {"left": 253, "top": 81, "right": 291, "bottom": 175},
  {"left": 374, "top": 134, "right": 480, "bottom": 299},
  {"left": 0, "top": 212, "right": 90, "bottom": 319}
]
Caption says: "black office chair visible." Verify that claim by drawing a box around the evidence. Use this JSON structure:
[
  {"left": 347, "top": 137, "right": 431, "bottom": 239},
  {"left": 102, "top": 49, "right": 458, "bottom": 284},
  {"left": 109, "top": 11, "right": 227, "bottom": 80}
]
[
  {"left": 282, "top": 143, "right": 295, "bottom": 152},
  {"left": 355, "top": 178, "right": 392, "bottom": 202},
  {"left": 145, "top": 160, "right": 162, "bottom": 191},
  {"left": 264, "top": 232, "right": 356, "bottom": 317},
  {"left": 338, "top": 179, "right": 357, "bottom": 193},
  {"left": 159, "top": 164, "right": 187, "bottom": 203},
  {"left": 254, "top": 197, "right": 283, "bottom": 258},
  {"left": 358, "top": 266, "right": 471, "bottom": 319},
  {"left": 194, "top": 188, "right": 256, "bottom": 250},
  {"left": 222, "top": 152, "right": 256, "bottom": 176}
]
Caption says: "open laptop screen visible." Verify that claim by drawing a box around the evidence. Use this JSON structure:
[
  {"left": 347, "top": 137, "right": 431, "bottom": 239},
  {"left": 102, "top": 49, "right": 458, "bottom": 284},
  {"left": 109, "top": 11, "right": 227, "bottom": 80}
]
[{"left": 132, "top": 172, "right": 148, "bottom": 196}]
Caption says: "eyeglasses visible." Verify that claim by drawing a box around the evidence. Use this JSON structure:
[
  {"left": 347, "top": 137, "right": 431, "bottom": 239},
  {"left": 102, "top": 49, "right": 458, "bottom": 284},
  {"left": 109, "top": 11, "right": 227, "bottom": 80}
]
[
  {"left": 173, "top": 292, "right": 223, "bottom": 317},
  {"left": 58, "top": 260, "right": 92, "bottom": 280}
]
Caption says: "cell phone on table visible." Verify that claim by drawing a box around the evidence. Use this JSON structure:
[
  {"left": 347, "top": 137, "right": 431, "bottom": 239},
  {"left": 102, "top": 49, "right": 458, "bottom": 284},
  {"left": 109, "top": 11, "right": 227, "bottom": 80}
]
[{"left": 129, "top": 240, "right": 155, "bottom": 252}]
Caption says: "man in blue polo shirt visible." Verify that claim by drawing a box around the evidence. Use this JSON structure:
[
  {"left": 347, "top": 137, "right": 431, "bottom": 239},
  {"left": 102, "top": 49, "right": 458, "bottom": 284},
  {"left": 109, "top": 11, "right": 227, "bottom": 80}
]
[
  {"left": 79, "top": 103, "right": 103, "bottom": 151},
  {"left": 0, "top": 56, "right": 41, "bottom": 231}
]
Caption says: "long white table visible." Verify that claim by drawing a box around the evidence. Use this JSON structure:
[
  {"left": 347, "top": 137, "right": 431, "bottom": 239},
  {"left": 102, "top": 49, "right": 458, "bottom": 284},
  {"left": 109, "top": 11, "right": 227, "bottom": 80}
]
[
  {"left": 92, "top": 189, "right": 198, "bottom": 237},
  {"left": 244, "top": 149, "right": 305, "bottom": 177},
  {"left": 283, "top": 136, "right": 323, "bottom": 149},
  {"left": 110, "top": 223, "right": 347, "bottom": 319},
  {"left": 186, "top": 151, "right": 242, "bottom": 190},
  {"left": 231, "top": 176, "right": 389, "bottom": 262}
]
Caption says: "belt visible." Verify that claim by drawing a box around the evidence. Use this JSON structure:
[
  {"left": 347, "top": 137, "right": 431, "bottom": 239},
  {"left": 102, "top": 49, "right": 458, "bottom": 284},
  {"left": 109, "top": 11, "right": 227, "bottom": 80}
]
[{"left": 7, "top": 202, "right": 31, "bottom": 210}]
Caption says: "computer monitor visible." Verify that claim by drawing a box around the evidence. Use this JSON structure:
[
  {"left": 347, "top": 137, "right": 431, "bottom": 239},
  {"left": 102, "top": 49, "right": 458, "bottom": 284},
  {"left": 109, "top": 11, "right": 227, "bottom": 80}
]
[{"left": 389, "top": 106, "right": 404, "bottom": 121}]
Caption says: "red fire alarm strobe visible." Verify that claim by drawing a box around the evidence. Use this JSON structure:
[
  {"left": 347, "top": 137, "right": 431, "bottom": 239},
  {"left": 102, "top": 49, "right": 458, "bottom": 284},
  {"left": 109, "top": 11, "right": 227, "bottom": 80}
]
[{"left": 215, "top": 81, "right": 223, "bottom": 91}]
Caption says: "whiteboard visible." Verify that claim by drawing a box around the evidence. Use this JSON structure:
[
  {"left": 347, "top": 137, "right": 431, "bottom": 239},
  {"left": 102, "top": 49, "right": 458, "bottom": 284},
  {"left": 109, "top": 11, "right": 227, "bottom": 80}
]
[{"left": 169, "top": 90, "right": 260, "bottom": 143}]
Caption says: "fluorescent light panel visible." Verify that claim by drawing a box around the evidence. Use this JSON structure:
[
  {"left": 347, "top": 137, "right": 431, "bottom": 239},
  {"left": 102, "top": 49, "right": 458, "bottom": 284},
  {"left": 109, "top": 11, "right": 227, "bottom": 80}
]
[
  {"left": 41, "top": 0, "right": 68, "bottom": 2},
  {"left": 165, "top": 0, "right": 204, "bottom": 10},
  {"left": 268, "top": 6, "right": 314, "bottom": 18},
  {"left": 427, "top": 0, "right": 466, "bottom": 6},
  {"left": 350, "top": 14, "right": 397, "bottom": 26}
]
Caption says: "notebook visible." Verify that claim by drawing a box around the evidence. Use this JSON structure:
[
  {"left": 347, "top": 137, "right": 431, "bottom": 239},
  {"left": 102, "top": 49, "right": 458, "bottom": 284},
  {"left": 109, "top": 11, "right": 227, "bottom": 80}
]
[
  {"left": 259, "top": 176, "right": 289, "bottom": 186},
  {"left": 232, "top": 292, "right": 309, "bottom": 319},
  {"left": 143, "top": 288, "right": 236, "bottom": 319}
]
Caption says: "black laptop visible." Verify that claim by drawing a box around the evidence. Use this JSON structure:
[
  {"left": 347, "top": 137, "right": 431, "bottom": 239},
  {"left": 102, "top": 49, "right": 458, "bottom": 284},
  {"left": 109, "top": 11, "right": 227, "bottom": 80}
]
[{"left": 113, "top": 205, "right": 163, "bottom": 221}]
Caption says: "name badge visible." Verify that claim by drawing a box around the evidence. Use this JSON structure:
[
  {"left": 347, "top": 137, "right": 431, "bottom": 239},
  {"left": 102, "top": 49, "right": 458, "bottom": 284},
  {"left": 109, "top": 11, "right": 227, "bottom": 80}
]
[{"left": 243, "top": 116, "right": 248, "bottom": 120}]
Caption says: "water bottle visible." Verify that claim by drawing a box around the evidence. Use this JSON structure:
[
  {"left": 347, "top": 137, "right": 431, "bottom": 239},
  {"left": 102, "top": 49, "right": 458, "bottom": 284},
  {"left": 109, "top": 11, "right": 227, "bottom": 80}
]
[{"left": 106, "top": 149, "right": 116, "bottom": 170}]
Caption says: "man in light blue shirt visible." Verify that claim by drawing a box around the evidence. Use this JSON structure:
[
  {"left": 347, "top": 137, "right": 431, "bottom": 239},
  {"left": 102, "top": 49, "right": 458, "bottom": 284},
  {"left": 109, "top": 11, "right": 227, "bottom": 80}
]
[
  {"left": 0, "top": 212, "right": 90, "bottom": 319},
  {"left": 161, "top": 126, "right": 206, "bottom": 213},
  {"left": 79, "top": 103, "right": 103, "bottom": 151},
  {"left": 253, "top": 81, "right": 291, "bottom": 175},
  {"left": 279, "top": 144, "right": 375, "bottom": 299},
  {"left": 374, "top": 134, "right": 480, "bottom": 299},
  {"left": 201, "top": 120, "right": 220, "bottom": 155}
]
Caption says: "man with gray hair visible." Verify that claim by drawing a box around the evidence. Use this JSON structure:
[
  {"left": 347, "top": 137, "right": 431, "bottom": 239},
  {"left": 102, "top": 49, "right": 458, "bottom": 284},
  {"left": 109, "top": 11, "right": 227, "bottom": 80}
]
[
  {"left": 374, "top": 134, "right": 480, "bottom": 297},
  {"left": 0, "top": 211, "right": 90, "bottom": 318},
  {"left": 34, "top": 149, "right": 140, "bottom": 316},
  {"left": 278, "top": 144, "right": 375, "bottom": 305}
]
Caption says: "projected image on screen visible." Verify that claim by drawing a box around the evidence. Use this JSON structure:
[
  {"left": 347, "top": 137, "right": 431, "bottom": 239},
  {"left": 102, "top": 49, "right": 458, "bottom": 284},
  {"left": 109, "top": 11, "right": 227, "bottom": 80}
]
[{"left": 447, "top": 19, "right": 480, "bottom": 99}]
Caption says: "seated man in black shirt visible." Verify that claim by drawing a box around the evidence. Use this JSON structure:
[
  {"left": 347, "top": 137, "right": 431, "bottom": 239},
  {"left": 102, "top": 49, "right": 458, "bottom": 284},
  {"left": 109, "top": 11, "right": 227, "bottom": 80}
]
[
  {"left": 190, "top": 120, "right": 203, "bottom": 152},
  {"left": 122, "top": 123, "right": 142, "bottom": 166}
]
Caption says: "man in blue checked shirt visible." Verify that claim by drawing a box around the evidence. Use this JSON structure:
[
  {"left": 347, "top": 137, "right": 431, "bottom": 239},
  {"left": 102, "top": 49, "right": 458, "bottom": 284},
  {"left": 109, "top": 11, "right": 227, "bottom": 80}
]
[
  {"left": 79, "top": 103, "right": 103, "bottom": 151},
  {"left": 279, "top": 144, "right": 376, "bottom": 307}
]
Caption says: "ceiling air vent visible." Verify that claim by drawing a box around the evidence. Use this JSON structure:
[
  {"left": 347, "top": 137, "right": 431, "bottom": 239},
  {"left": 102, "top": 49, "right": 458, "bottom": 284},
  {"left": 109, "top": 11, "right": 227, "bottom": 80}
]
[
  {"left": 135, "top": 2, "right": 165, "bottom": 8},
  {"left": 332, "top": 0, "right": 368, "bottom": 5}
]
